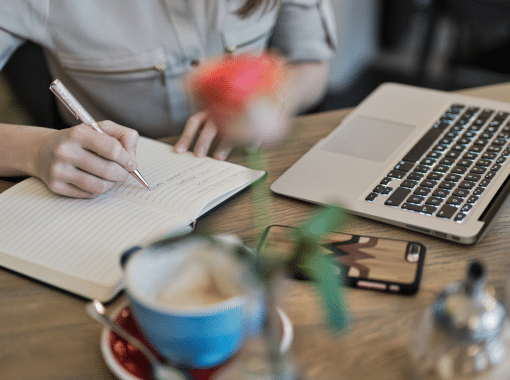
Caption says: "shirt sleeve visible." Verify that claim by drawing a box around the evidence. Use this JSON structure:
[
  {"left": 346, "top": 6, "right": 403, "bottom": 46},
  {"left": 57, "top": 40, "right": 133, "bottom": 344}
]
[
  {"left": 270, "top": 0, "right": 337, "bottom": 62},
  {"left": 0, "top": 0, "right": 50, "bottom": 70},
  {"left": 0, "top": 30, "right": 26, "bottom": 71}
]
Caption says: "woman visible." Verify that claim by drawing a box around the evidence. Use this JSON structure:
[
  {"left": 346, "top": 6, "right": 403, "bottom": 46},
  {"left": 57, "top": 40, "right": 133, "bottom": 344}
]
[{"left": 0, "top": 0, "right": 336, "bottom": 198}]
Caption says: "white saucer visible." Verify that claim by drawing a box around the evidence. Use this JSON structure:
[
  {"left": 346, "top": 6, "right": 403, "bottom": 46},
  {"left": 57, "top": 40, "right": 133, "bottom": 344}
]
[{"left": 100, "top": 301, "right": 293, "bottom": 380}]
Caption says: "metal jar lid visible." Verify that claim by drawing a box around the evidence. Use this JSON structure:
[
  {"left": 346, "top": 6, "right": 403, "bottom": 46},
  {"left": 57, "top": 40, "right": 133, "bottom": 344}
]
[{"left": 433, "top": 261, "right": 506, "bottom": 342}]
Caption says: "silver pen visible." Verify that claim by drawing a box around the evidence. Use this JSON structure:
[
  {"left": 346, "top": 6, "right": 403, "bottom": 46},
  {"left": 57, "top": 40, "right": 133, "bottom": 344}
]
[{"left": 49, "top": 79, "right": 150, "bottom": 189}]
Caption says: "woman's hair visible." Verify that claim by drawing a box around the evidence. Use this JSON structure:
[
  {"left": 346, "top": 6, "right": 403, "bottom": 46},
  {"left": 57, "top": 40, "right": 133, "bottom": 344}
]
[{"left": 236, "top": 0, "right": 281, "bottom": 18}]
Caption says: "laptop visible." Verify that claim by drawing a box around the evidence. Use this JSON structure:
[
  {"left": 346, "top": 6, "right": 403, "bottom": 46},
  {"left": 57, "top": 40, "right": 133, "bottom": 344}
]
[{"left": 271, "top": 82, "right": 510, "bottom": 244}]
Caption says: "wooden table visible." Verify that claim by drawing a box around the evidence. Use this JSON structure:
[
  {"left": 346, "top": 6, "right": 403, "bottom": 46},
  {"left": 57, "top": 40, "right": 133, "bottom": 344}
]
[{"left": 2, "top": 82, "right": 510, "bottom": 379}]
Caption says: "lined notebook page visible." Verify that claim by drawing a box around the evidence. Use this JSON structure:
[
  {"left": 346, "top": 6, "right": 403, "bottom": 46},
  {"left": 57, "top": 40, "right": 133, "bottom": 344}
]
[
  {"left": 0, "top": 178, "right": 189, "bottom": 287},
  {"left": 108, "top": 138, "right": 264, "bottom": 219}
]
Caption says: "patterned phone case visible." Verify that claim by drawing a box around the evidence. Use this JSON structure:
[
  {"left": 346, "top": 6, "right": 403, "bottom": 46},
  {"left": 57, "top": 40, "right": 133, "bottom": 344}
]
[{"left": 258, "top": 225, "right": 426, "bottom": 295}]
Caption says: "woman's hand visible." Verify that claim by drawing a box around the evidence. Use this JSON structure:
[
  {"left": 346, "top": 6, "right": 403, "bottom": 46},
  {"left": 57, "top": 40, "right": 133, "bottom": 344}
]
[
  {"left": 174, "top": 112, "right": 236, "bottom": 160},
  {"left": 34, "top": 121, "right": 139, "bottom": 198},
  {"left": 174, "top": 102, "right": 289, "bottom": 161}
]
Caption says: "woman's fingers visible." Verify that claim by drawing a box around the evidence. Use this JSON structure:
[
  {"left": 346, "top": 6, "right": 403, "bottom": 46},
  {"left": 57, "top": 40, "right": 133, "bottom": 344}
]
[
  {"left": 36, "top": 122, "right": 140, "bottom": 198},
  {"left": 46, "top": 165, "right": 114, "bottom": 199},
  {"left": 99, "top": 121, "right": 139, "bottom": 172},
  {"left": 175, "top": 112, "right": 237, "bottom": 160},
  {"left": 213, "top": 139, "right": 235, "bottom": 161},
  {"left": 193, "top": 119, "right": 218, "bottom": 157},
  {"left": 175, "top": 112, "right": 209, "bottom": 153}
]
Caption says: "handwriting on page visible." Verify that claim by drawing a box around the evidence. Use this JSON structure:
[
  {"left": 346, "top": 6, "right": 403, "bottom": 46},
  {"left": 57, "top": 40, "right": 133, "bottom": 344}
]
[
  {"left": 0, "top": 178, "right": 186, "bottom": 283},
  {"left": 108, "top": 139, "right": 257, "bottom": 217}
]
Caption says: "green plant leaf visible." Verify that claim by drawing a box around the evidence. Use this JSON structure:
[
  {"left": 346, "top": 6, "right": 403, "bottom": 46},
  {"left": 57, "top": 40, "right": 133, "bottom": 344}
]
[{"left": 289, "top": 205, "right": 349, "bottom": 330}]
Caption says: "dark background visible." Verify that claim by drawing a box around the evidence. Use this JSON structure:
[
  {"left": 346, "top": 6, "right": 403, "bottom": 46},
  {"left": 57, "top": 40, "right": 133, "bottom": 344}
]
[{"left": 311, "top": 0, "right": 510, "bottom": 113}]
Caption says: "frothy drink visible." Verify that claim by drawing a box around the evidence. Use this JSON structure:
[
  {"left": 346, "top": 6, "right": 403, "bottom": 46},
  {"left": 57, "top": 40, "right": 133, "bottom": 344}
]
[{"left": 155, "top": 247, "right": 245, "bottom": 309}]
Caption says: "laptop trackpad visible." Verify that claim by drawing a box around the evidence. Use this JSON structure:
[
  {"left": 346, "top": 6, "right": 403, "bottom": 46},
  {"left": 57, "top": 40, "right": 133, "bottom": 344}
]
[{"left": 322, "top": 116, "right": 415, "bottom": 162}]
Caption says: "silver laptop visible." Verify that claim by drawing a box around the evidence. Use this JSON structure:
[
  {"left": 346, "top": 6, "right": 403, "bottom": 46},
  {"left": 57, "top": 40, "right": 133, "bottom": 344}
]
[{"left": 271, "top": 82, "right": 510, "bottom": 244}]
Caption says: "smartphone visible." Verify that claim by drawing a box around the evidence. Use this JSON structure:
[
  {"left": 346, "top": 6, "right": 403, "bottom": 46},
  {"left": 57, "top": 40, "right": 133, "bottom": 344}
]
[{"left": 258, "top": 225, "right": 426, "bottom": 295}]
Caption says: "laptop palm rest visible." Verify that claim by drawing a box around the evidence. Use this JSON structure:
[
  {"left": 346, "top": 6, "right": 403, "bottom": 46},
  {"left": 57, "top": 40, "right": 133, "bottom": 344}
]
[{"left": 322, "top": 116, "right": 415, "bottom": 162}]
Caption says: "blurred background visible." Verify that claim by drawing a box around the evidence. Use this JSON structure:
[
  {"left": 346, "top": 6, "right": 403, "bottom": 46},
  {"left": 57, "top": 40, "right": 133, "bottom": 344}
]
[
  {"left": 314, "top": 0, "right": 510, "bottom": 112},
  {"left": 2, "top": 0, "right": 510, "bottom": 125}
]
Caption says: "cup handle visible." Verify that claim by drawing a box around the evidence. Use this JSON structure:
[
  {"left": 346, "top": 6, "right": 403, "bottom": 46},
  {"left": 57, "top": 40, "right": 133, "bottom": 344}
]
[{"left": 120, "top": 246, "right": 142, "bottom": 269}]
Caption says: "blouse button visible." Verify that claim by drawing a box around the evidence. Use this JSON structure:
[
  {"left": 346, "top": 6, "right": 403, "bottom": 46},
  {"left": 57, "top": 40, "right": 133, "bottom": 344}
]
[{"left": 191, "top": 59, "right": 200, "bottom": 67}]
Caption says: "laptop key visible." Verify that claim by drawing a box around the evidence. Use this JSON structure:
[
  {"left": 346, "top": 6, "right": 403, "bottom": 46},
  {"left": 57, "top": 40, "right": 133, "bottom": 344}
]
[
  {"left": 407, "top": 172, "right": 424, "bottom": 181},
  {"left": 432, "top": 188, "right": 450, "bottom": 198},
  {"left": 482, "top": 152, "right": 497, "bottom": 160},
  {"left": 458, "top": 181, "right": 476, "bottom": 190},
  {"left": 365, "top": 192, "right": 378, "bottom": 202},
  {"left": 426, "top": 196, "right": 443, "bottom": 206},
  {"left": 470, "top": 166, "right": 486, "bottom": 175},
  {"left": 446, "top": 196, "right": 463, "bottom": 206},
  {"left": 407, "top": 195, "right": 425, "bottom": 204},
  {"left": 464, "top": 173, "right": 481, "bottom": 182},
  {"left": 451, "top": 166, "right": 468, "bottom": 175},
  {"left": 469, "top": 145, "right": 483, "bottom": 153},
  {"left": 487, "top": 145, "right": 502, "bottom": 153},
  {"left": 452, "top": 188, "right": 470, "bottom": 198},
  {"left": 402, "top": 203, "right": 437, "bottom": 214},
  {"left": 420, "top": 179, "right": 437, "bottom": 188},
  {"left": 454, "top": 213, "right": 466, "bottom": 222},
  {"left": 414, "top": 187, "right": 431, "bottom": 196},
  {"left": 433, "top": 164, "right": 449, "bottom": 173},
  {"left": 438, "top": 181, "right": 456, "bottom": 190},
  {"left": 476, "top": 159, "right": 491, "bottom": 167},
  {"left": 421, "top": 158, "right": 437, "bottom": 166},
  {"left": 387, "top": 170, "right": 406, "bottom": 179},
  {"left": 402, "top": 127, "right": 444, "bottom": 163},
  {"left": 445, "top": 173, "right": 462, "bottom": 182},
  {"left": 467, "top": 195, "right": 479, "bottom": 203},
  {"left": 437, "top": 204, "right": 458, "bottom": 219},
  {"left": 427, "top": 172, "right": 443, "bottom": 180},
  {"left": 384, "top": 187, "right": 411, "bottom": 206},
  {"left": 414, "top": 165, "right": 430, "bottom": 173},
  {"left": 394, "top": 161, "right": 415, "bottom": 172},
  {"left": 439, "top": 157, "right": 456, "bottom": 165},
  {"left": 491, "top": 163, "right": 502, "bottom": 172},
  {"left": 473, "top": 187, "right": 485, "bottom": 196},
  {"left": 401, "top": 179, "right": 418, "bottom": 188},
  {"left": 461, "top": 204, "right": 473, "bottom": 213},
  {"left": 463, "top": 152, "right": 479, "bottom": 160},
  {"left": 480, "top": 179, "right": 491, "bottom": 187}
]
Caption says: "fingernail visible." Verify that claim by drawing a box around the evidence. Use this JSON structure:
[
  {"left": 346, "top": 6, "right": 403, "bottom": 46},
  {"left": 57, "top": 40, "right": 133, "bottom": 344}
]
[
  {"left": 196, "top": 146, "right": 206, "bottom": 157},
  {"left": 175, "top": 144, "right": 184, "bottom": 153},
  {"left": 215, "top": 151, "right": 227, "bottom": 160}
]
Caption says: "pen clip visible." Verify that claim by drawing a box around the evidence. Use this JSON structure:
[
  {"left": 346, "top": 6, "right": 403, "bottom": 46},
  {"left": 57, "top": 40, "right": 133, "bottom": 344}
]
[{"left": 49, "top": 80, "right": 79, "bottom": 120}]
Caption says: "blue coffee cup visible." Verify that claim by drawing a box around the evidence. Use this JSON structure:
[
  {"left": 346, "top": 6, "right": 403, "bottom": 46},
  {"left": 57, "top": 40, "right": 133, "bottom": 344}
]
[{"left": 121, "top": 235, "right": 265, "bottom": 368}]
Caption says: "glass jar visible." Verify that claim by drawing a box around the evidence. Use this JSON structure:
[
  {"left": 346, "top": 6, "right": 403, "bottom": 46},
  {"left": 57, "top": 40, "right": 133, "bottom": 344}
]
[{"left": 409, "top": 261, "right": 510, "bottom": 380}]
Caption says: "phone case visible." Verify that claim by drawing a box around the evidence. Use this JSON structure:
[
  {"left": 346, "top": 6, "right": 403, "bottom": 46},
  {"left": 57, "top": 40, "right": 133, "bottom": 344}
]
[{"left": 258, "top": 225, "right": 426, "bottom": 295}]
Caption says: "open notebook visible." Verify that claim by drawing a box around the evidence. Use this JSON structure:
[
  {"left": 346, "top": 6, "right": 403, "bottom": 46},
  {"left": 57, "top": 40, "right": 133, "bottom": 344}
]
[
  {"left": 272, "top": 83, "right": 510, "bottom": 244},
  {"left": 0, "top": 137, "right": 264, "bottom": 301}
]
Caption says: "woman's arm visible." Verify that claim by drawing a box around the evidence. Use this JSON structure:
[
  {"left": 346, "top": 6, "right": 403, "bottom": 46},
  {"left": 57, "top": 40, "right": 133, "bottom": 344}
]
[
  {"left": 0, "top": 122, "right": 140, "bottom": 198},
  {"left": 281, "top": 61, "right": 331, "bottom": 116}
]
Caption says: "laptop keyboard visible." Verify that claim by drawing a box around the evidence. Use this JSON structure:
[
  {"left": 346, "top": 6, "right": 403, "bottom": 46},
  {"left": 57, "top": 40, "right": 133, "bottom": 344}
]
[{"left": 365, "top": 104, "right": 510, "bottom": 222}]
